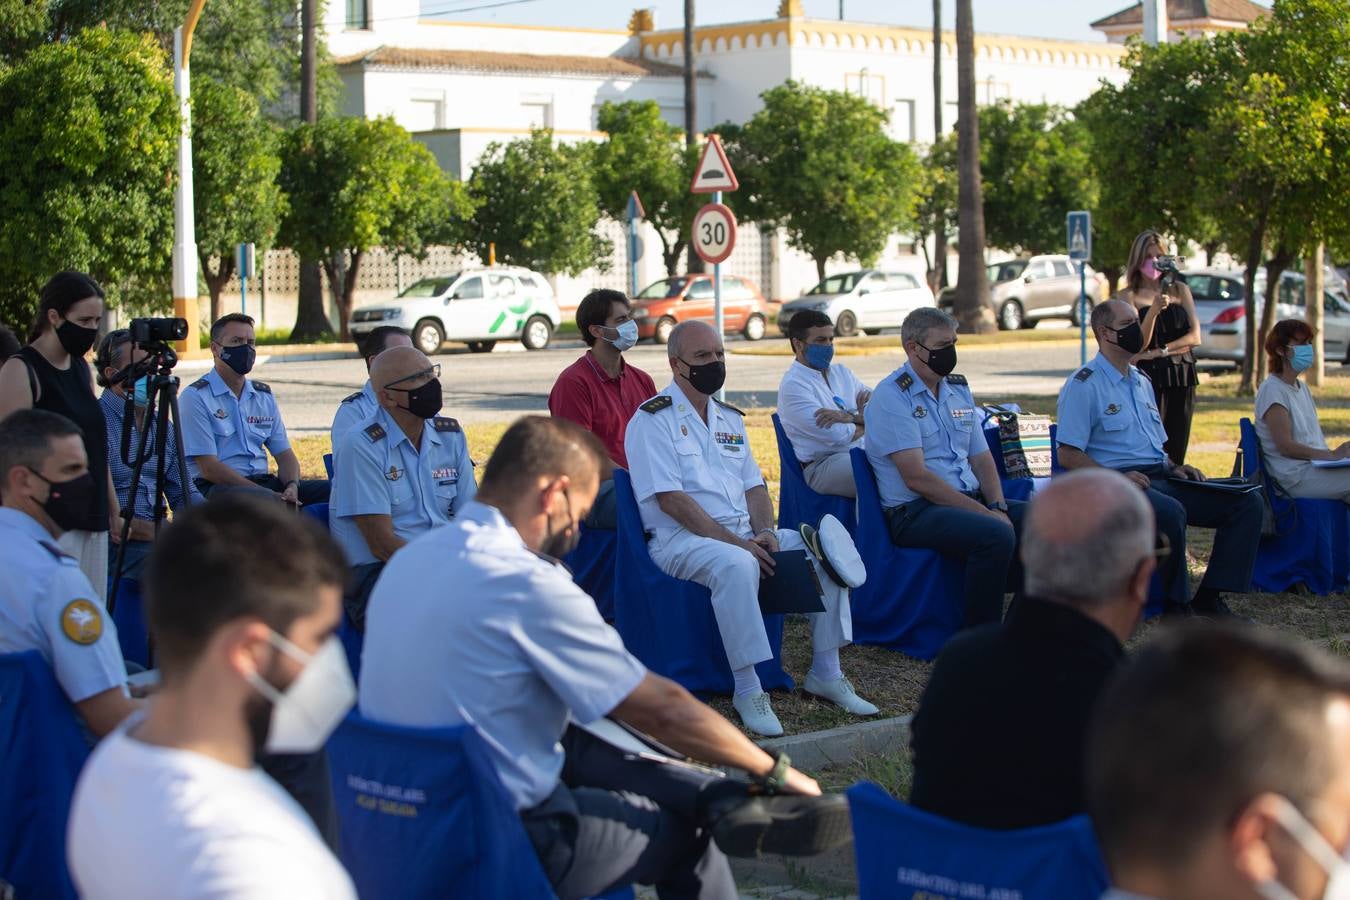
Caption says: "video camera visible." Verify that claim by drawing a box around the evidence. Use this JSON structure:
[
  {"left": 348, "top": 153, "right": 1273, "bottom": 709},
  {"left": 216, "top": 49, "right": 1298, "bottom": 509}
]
[
  {"left": 1153, "top": 255, "right": 1187, "bottom": 289},
  {"left": 129, "top": 317, "right": 189, "bottom": 345}
]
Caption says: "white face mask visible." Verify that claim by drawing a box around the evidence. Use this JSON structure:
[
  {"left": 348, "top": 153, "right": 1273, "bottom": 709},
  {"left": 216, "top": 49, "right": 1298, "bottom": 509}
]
[
  {"left": 245, "top": 632, "right": 355, "bottom": 754},
  {"left": 604, "top": 320, "right": 638, "bottom": 352},
  {"left": 1255, "top": 796, "right": 1350, "bottom": 900}
]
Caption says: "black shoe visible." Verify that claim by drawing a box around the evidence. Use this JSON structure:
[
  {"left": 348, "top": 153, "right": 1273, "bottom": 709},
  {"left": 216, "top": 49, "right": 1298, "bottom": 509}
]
[
  {"left": 1192, "top": 593, "right": 1252, "bottom": 622},
  {"left": 703, "top": 790, "right": 852, "bottom": 858},
  {"left": 1162, "top": 602, "right": 1197, "bottom": 619}
]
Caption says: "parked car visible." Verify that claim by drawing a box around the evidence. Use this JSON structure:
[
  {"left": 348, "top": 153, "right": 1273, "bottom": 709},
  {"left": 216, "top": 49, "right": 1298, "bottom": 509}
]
[
  {"left": 938, "top": 256, "right": 1106, "bottom": 330},
  {"left": 629, "top": 274, "right": 770, "bottom": 344},
  {"left": 777, "top": 269, "right": 935, "bottom": 337},
  {"left": 348, "top": 266, "right": 562, "bottom": 355},
  {"left": 1191, "top": 268, "right": 1350, "bottom": 365}
]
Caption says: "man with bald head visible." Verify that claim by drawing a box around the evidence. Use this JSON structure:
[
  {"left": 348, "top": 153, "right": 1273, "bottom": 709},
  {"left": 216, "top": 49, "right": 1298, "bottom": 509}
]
[
  {"left": 624, "top": 321, "right": 875, "bottom": 736},
  {"left": 1057, "top": 299, "right": 1263, "bottom": 618},
  {"left": 331, "top": 345, "right": 475, "bottom": 627},
  {"left": 908, "top": 468, "right": 1155, "bottom": 829}
]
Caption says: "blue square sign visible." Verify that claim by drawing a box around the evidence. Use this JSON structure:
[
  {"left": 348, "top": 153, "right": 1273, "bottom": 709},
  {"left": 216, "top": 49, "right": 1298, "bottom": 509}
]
[{"left": 1067, "top": 211, "right": 1091, "bottom": 262}]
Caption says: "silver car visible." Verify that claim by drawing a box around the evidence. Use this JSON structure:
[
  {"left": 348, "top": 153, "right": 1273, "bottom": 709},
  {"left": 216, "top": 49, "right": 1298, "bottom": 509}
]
[
  {"left": 1190, "top": 268, "right": 1350, "bottom": 365},
  {"left": 938, "top": 255, "right": 1106, "bottom": 330},
  {"left": 777, "top": 269, "right": 935, "bottom": 338}
]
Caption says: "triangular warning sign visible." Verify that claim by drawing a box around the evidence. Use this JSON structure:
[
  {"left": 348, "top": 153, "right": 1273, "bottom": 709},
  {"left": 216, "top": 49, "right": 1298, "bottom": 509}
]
[{"left": 690, "top": 134, "right": 739, "bottom": 194}]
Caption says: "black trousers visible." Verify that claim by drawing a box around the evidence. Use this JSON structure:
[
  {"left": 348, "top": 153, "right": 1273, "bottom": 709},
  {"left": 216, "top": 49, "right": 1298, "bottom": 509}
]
[
  {"left": 195, "top": 473, "right": 331, "bottom": 506},
  {"left": 1152, "top": 382, "right": 1196, "bottom": 466},
  {"left": 520, "top": 725, "right": 736, "bottom": 900}
]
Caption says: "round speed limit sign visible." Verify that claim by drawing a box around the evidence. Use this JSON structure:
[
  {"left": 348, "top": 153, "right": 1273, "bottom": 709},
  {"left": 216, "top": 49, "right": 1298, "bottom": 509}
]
[{"left": 691, "top": 202, "right": 737, "bottom": 265}]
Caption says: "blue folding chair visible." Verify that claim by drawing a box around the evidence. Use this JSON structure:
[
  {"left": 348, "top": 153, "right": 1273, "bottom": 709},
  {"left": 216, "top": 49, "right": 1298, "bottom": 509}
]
[
  {"left": 323, "top": 452, "right": 335, "bottom": 480},
  {"left": 327, "top": 713, "right": 555, "bottom": 899},
  {"left": 848, "top": 449, "right": 965, "bottom": 660},
  {"left": 301, "top": 502, "right": 331, "bottom": 531},
  {"left": 564, "top": 525, "right": 619, "bottom": 621},
  {"left": 981, "top": 424, "right": 1051, "bottom": 503},
  {"left": 0, "top": 651, "right": 90, "bottom": 900},
  {"left": 848, "top": 781, "right": 1109, "bottom": 900},
  {"left": 611, "top": 469, "right": 792, "bottom": 695},
  {"left": 111, "top": 578, "right": 151, "bottom": 669},
  {"left": 771, "top": 413, "right": 856, "bottom": 534},
  {"left": 1240, "top": 418, "right": 1350, "bottom": 594}
]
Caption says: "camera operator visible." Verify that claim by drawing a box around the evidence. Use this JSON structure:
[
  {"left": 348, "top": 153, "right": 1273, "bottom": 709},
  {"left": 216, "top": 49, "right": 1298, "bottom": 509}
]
[
  {"left": 1121, "top": 230, "right": 1202, "bottom": 465},
  {"left": 95, "top": 330, "right": 201, "bottom": 589}
]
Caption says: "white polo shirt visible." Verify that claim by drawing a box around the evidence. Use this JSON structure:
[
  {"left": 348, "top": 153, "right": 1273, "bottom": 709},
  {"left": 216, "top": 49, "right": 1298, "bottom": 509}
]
[
  {"left": 776, "top": 359, "right": 868, "bottom": 464},
  {"left": 359, "top": 501, "right": 647, "bottom": 811}
]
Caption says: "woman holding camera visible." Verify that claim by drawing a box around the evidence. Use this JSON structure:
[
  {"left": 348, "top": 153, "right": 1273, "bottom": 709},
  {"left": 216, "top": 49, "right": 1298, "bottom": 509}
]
[
  {"left": 0, "top": 271, "right": 120, "bottom": 599},
  {"left": 1120, "top": 229, "right": 1202, "bottom": 464}
]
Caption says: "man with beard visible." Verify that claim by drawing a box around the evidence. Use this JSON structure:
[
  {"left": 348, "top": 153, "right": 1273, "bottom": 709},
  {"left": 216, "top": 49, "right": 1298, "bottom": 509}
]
[{"left": 67, "top": 494, "right": 357, "bottom": 899}]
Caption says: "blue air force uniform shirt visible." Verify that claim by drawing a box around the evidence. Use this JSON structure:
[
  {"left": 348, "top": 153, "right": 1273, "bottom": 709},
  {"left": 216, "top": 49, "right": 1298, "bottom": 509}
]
[
  {"left": 180, "top": 368, "right": 290, "bottom": 482},
  {"left": 1055, "top": 353, "right": 1168, "bottom": 470},
  {"left": 331, "top": 408, "right": 476, "bottom": 566},
  {"left": 0, "top": 509, "right": 126, "bottom": 703},
  {"left": 329, "top": 382, "right": 378, "bottom": 469},
  {"left": 864, "top": 362, "right": 987, "bottom": 508}
]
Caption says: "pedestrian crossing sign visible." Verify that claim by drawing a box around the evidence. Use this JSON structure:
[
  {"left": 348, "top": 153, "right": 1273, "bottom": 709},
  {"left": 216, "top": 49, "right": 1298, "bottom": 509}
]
[{"left": 1067, "top": 211, "right": 1091, "bottom": 262}]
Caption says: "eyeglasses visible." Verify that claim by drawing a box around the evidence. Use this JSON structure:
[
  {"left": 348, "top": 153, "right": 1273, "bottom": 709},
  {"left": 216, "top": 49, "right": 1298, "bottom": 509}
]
[{"left": 384, "top": 364, "right": 440, "bottom": 390}]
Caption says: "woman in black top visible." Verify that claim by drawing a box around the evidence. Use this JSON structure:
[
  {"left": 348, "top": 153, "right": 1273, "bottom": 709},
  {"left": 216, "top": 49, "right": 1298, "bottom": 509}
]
[
  {"left": 0, "top": 271, "right": 120, "bottom": 598},
  {"left": 1121, "top": 230, "right": 1202, "bottom": 465}
]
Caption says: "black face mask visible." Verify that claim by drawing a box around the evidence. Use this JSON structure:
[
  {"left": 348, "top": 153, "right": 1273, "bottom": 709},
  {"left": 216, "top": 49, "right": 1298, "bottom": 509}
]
[
  {"left": 540, "top": 488, "right": 580, "bottom": 559},
  {"left": 917, "top": 341, "right": 958, "bottom": 378},
  {"left": 27, "top": 468, "right": 96, "bottom": 533},
  {"left": 219, "top": 343, "right": 256, "bottom": 376},
  {"left": 1110, "top": 322, "right": 1145, "bottom": 355},
  {"left": 56, "top": 319, "right": 98, "bottom": 357},
  {"left": 679, "top": 359, "right": 726, "bottom": 396},
  {"left": 390, "top": 377, "right": 443, "bottom": 419}
]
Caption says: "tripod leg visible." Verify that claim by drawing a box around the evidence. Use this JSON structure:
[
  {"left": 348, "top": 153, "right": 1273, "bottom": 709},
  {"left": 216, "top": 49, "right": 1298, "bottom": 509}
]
[{"left": 109, "top": 390, "right": 158, "bottom": 616}]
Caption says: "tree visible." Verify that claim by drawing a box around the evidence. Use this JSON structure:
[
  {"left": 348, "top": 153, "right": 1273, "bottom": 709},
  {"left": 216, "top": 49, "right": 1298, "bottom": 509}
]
[
  {"left": 592, "top": 101, "right": 702, "bottom": 277},
  {"left": 913, "top": 135, "right": 959, "bottom": 284},
  {"left": 931, "top": 0, "right": 948, "bottom": 291},
  {"left": 979, "top": 101, "right": 1098, "bottom": 256},
  {"left": 278, "top": 116, "right": 473, "bottom": 340},
  {"left": 192, "top": 79, "right": 286, "bottom": 322},
  {"left": 465, "top": 130, "right": 613, "bottom": 277},
  {"left": 954, "top": 0, "right": 993, "bottom": 332},
  {"left": 719, "top": 81, "right": 920, "bottom": 280},
  {"left": 0, "top": 29, "right": 178, "bottom": 325}
]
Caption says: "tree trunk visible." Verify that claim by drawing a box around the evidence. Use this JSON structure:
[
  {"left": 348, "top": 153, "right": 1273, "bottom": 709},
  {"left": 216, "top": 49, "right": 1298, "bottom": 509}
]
[
  {"left": 1306, "top": 244, "right": 1325, "bottom": 387},
  {"left": 953, "top": 0, "right": 993, "bottom": 332},
  {"left": 1103, "top": 266, "right": 1122, "bottom": 297},
  {"left": 931, "top": 0, "right": 948, "bottom": 290},
  {"left": 1238, "top": 210, "right": 1268, "bottom": 395},
  {"left": 1256, "top": 245, "right": 1296, "bottom": 384},
  {"left": 682, "top": 0, "right": 704, "bottom": 275},
  {"left": 658, "top": 231, "right": 686, "bottom": 277},
  {"left": 200, "top": 254, "right": 236, "bottom": 324},
  {"left": 340, "top": 251, "right": 363, "bottom": 342},
  {"left": 815, "top": 255, "right": 827, "bottom": 281},
  {"left": 291, "top": 0, "right": 325, "bottom": 343}
]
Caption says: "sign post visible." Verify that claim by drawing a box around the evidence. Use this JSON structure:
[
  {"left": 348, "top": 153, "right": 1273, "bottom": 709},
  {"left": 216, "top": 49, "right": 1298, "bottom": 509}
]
[
  {"left": 237, "top": 242, "right": 256, "bottom": 318},
  {"left": 626, "top": 191, "right": 645, "bottom": 298},
  {"left": 1067, "top": 211, "right": 1092, "bottom": 366},
  {"left": 691, "top": 135, "right": 739, "bottom": 400}
]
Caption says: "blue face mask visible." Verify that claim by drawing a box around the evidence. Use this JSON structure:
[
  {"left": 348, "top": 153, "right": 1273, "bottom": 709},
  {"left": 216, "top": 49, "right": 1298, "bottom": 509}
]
[
  {"left": 132, "top": 376, "right": 149, "bottom": 407},
  {"left": 803, "top": 342, "right": 834, "bottom": 371},
  {"left": 1291, "top": 344, "right": 1315, "bottom": 373}
]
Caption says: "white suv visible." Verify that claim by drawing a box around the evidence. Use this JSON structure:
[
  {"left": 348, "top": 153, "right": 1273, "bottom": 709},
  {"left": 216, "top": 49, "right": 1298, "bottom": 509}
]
[{"left": 348, "top": 267, "right": 562, "bottom": 354}]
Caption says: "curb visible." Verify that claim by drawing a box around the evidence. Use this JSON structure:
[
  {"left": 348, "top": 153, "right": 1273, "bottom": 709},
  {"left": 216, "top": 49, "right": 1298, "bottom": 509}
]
[{"left": 758, "top": 715, "right": 911, "bottom": 772}]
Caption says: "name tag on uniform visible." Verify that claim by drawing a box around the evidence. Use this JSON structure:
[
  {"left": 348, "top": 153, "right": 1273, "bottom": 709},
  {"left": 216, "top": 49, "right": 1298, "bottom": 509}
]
[
  {"left": 432, "top": 467, "right": 459, "bottom": 482},
  {"left": 714, "top": 432, "right": 744, "bottom": 452}
]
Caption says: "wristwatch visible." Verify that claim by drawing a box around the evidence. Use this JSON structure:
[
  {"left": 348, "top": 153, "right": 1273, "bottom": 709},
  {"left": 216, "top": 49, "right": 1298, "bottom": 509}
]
[
  {"left": 986, "top": 500, "right": 1009, "bottom": 512},
  {"left": 752, "top": 750, "right": 791, "bottom": 794}
]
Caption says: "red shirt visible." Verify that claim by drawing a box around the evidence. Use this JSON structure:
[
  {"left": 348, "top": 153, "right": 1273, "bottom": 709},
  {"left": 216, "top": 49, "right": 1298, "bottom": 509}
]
[{"left": 548, "top": 352, "right": 657, "bottom": 468}]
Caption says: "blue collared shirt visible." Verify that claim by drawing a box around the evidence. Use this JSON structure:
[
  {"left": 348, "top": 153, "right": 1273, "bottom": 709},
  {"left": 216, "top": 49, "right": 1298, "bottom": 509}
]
[
  {"left": 864, "top": 361, "right": 988, "bottom": 507},
  {"left": 331, "top": 406, "right": 477, "bottom": 566},
  {"left": 99, "top": 390, "right": 201, "bottom": 520},
  {"left": 330, "top": 381, "right": 378, "bottom": 469},
  {"left": 1056, "top": 353, "right": 1168, "bottom": 470},
  {"left": 179, "top": 368, "right": 291, "bottom": 482}
]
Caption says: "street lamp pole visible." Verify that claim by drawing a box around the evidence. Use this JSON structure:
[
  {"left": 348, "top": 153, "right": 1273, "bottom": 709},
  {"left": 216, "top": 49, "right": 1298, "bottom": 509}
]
[{"left": 172, "top": 0, "right": 208, "bottom": 353}]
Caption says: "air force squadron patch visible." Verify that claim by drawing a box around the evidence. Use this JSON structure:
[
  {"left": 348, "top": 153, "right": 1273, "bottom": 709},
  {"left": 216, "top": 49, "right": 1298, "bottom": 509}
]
[{"left": 60, "top": 599, "right": 103, "bottom": 645}]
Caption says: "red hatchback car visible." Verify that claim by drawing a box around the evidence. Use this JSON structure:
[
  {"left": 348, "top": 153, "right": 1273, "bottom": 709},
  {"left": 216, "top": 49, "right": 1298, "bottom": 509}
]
[{"left": 629, "top": 274, "right": 770, "bottom": 344}]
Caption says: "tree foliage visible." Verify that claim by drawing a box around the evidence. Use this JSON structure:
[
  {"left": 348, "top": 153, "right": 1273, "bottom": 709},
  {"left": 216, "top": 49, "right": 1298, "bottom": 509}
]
[
  {"left": 0, "top": 28, "right": 179, "bottom": 325},
  {"left": 719, "top": 81, "right": 920, "bottom": 279},
  {"left": 466, "top": 130, "right": 612, "bottom": 277},
  {"left": 278, "top": 116, "right": 473, "bottom": 340},
  {"left": 592, "top": 100, "right": 702, "bottom": 277},
  {"left": 912, "top": 134, "right": 958, "bottom": 283}
]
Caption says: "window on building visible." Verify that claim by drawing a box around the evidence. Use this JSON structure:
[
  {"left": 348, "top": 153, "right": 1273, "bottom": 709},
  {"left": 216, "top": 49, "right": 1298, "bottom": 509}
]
[
  {"left": 346, "top": 0, "right": 370, "bottom": 30},
  {"left": 407, "top": 96, "right": 444, "bottom": 132},
  {"left": 844, "top": 71, "right": 886, "bottom": 108},
  {"left": 522, "top": 101, "right": 553, "bottom": 130},
  {"left": 892, "top": 99, "right": 917, "bottom": 142}
]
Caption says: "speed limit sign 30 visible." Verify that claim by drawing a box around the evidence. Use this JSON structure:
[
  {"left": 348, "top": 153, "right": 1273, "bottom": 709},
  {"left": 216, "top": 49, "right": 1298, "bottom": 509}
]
[{"left": 691, "top": 203, "right": 737, "bottom": 265}]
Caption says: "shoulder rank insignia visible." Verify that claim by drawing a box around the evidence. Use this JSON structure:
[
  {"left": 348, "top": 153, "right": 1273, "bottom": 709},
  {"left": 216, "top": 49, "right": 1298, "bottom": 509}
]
[
  {"left": 60, "top": 599, "right": 103, "bottom": 645},
  {"left": 364, "top": 423, "right": 386, "bottom": 442},
  {"left": 252, "top": 381, "right": 272, "bottom": 394},
  {"left": 897, "top": 372, "right": 914, "bottom": 390},
  {"left": 341, "top": 391, "right": 363, "bottom": 404},
  {"left": 945, "top": 373, "right": 968, "bottom": 386},
  {"left": 431, "top": 416, "right": 461, "bottom": 433},
  {"left": 190, "top": 377, "right": 210, "bottom": 390},
  {"left": 640, "top": 395, "right": 673, "bottom": 414},
  {"left": 713, "top": 398, "right": 745, "bottom": 417},
  {"left": 1074, "top": 367, "right": 1094, "bottom": 382},
  {"left": 38, "top": 540, "right": 73, "bottom": 563}
]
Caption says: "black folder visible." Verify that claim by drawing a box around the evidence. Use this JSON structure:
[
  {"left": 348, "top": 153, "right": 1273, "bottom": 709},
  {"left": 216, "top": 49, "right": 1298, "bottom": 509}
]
[{"left": 758, "top": 549, "right": 826, "bottom": 614}]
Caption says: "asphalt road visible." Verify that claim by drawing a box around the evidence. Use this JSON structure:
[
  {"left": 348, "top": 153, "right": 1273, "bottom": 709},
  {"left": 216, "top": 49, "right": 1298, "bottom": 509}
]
[{"left": 219, "top": 334, "right": 1092, "bottom": 436}]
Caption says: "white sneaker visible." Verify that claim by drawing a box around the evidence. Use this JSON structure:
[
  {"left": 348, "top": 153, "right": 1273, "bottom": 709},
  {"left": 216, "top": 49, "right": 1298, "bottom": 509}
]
[
  {"left": 732, "top": 690, "right": 784, "bottom": 737},
  {"left": 804, "top": 673, "right": 879, "bottom": 716}
]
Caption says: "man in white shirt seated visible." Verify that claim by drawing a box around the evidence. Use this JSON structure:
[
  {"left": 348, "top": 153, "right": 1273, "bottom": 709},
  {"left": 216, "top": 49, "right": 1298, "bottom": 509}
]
[
  {"left": 67, "top": 494, "right": 358, "bottom": 900},
  {"left": 776, "top": 310, "right": 870, "bottom": 498}
]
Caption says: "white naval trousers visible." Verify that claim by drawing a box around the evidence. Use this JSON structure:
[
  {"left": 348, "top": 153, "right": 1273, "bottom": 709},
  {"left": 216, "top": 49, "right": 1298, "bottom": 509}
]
[{"left": 647, "top": 527, "right": 852, "bottom": 671}]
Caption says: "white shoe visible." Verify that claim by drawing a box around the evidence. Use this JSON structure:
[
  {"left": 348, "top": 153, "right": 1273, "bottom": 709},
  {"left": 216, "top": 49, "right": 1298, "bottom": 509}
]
[
  {"left": 804, "top": 673, "right": 879, "bottom": 716},
  {"left": 732, "top": 690, "right": 784, "bottom": 737}
]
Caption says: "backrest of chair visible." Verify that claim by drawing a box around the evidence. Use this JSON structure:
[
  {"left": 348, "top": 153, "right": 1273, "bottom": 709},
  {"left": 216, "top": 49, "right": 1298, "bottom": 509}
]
[
  {"left": 327, "top": 713, "right": 553, "bottom": 900},
  {"left": 301, "top": 502, "right": 331, "bottom": 532},
  {"left": 771, "top": 413, "right": 804, "bottom": 474},
  {"left": 849, "top": 449, "right": 888, "bottom": 535},
  {"left": 847, "top": 782, "right": 1109, "bottom": 900},
  {"left": 0, "top": 651, "right": 90, "bottom": 900},
  {"left": 982, "top": 424, "right": 1010, "bottom": 480},
  {"left": 323, "top": 452, "right": 335, "bottom": 480},
  {"left": 612, "top": 469, "right": 649, "bottom": 567},
  {"left": 1049, "top": 423, "right": 1062, "bottom": 474},
  {"left": 1239, "top": 418, "right": 1261, "bottom": 478},
  {"left": 111, "top": 578, "right": 151, "bottom": 669}
]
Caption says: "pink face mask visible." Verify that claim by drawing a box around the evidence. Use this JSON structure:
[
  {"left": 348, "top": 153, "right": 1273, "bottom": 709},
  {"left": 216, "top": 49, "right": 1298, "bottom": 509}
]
[{"left": 1141, "top": 258, "right": 1160, "bottom": 281}]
